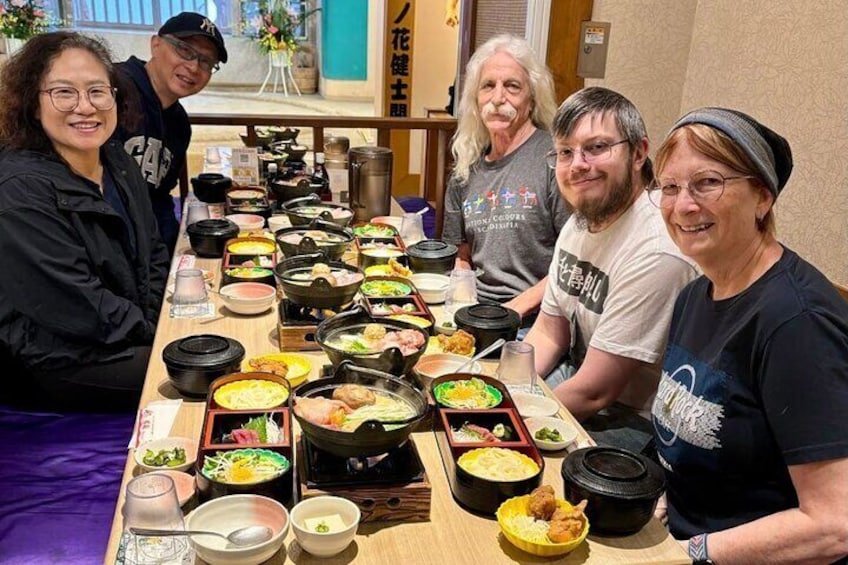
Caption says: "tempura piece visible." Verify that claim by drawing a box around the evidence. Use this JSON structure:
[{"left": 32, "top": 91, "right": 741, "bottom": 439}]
[
  {"left": 548, "top": 499, "right": 588, "bottom": 543},
  {"left": 332, "top": 384, "right": 376, "bottom": 409},
  {"left": 528, "top": 485, "right": 557, "bottom": 521}
]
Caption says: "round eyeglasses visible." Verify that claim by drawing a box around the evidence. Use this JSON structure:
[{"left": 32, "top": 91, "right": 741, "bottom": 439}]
[
  {"left": 160, "top": 35, "right": 220, "bottom": 74},
  {"left": 646, "top": 169, "right": 756, "bottom": 208},
  {"left": 545, "top": 139, "right": 628, "bottom": 169},
  {"left": 39, "top": 86, "right": 117, "bottom": 112}
]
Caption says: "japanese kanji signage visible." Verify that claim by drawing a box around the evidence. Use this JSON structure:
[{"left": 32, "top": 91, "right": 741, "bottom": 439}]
[{"left": 383, "top": 0, "right": 415, "bottom": 117}]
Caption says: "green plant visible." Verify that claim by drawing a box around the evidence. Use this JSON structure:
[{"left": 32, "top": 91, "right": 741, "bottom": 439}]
[
  {"left": 0, "top": 0, "right": 50, "bottom": 40},
  {"left": 242, "top": 0, "right": 320, "bottom": 55}
]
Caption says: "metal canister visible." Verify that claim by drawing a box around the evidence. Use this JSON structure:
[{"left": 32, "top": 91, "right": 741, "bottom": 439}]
[
  {"left": 348, "top": 146, "right": 392, "bottom": 222},
  {"left": 324, "top": 136, "right": 350, "bottom": 156}
]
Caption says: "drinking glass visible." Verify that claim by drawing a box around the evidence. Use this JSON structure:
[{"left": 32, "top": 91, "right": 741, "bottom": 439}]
[
  {"left": 170, "top": 269, "right": 208, "bottom": 317},
  {"left": 185, "top": 201, "right": 210, "bottom": 227},
  {"left": 444, "top": 269, "right": 478, "bottom": 317},
  {"left": 399, "top": 212, "right": 425, "bottom": 245},
  {"left": 496, "top": 341, "right": 537, "bottom": 394},
  {"left": 121, "top": 474, "right": 190, "bottom": 564}
]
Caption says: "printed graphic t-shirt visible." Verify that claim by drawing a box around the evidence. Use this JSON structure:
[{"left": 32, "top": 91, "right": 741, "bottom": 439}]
[
  {"left": 652, "top": 247, "right": 848, "bottom": 540},
  {"left": 443, "top": 128, "right": 571, "bottom": 303}
]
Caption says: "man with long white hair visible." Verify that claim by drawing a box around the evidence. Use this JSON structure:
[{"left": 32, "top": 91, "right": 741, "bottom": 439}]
[{"left": 442, "top": 35, "right": 570, "bottom": 324}]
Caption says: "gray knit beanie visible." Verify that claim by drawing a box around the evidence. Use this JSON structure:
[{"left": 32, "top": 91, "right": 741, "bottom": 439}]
[{"left": 670, "top": 107, "right": 793, "bottom": 197}]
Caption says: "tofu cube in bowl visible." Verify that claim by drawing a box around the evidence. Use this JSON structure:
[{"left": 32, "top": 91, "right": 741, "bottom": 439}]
[{"left": 291, "top": 496, "right": 360, "bottom": 557}]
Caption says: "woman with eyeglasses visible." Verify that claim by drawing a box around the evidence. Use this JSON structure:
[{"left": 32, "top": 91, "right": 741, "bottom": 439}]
[
  {"left": 648, "top": 108, "right": 848, "bottom": 564},
  {"left": 0, "top": 31, "right": 170, "bottom": 411}
]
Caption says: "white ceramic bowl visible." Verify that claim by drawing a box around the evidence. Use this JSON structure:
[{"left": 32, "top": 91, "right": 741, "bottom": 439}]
[
  {"left": 414, "top": 353, "right": 482, "bottom": 387},
  {"left": 410, "top": 273, "right": 449, "bottom": 304},
  {"left": 267, "top": 214, "right": 292, "bottom": 233},
  {"left": 134, "top": 436, "right": 197, "bottom": 473},
  {"left": 219, "top": 282, "right": 276, "bottom": 315},
  {"left": 291, "top": 496, "right": 360, "bottom": 558},
  {"left": 524, "top": 416, "right": 579, "bottom": 451},
  {"left": 511, "top": 392, "right": 561, "bottom": 419},
  {"left": 147, "top": 469, "right": 196, "bottom": 507},
  {"left": 187, "top": 494, "right": 289, "bottom": 565},
  {"left": 225, "top": 213, "right": 265, "bottom": 232}
]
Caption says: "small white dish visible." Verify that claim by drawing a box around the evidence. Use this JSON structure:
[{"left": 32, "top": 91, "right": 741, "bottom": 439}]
[
  {"left": 225, "top": 213, "right": 265, "bottom": 232},
  {"left": 511, "top": 392, "right": 560, "bottom": 419},
  {"left": 410, "top": 273, "right": 449, "bottom": 304},
  {"left": 134, "top": 436, "right": 197, "bottom": 473},
  {"left": 291, "top": 496, "right": 360, "bottom": 558},
  {"left": 524, "top": 416, "right": 578, "bottom": 451},
  {"left": 219, "top": 282, "right": 276, "bottom": 315},
  {"left": 267, "top": 214, "right": 292, "bottom": 233},
  {"left": 414, "top": 353, "right": 482, "bottom": 387}
]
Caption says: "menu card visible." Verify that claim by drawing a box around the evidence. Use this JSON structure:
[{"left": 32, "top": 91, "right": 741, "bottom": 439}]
[{"left": 230, "top": 147, "right": 260, "bottom": 185}]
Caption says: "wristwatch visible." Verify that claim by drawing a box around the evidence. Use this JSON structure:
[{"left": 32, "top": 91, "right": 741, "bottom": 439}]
[{"left": 689, "top": 533, "right": 714, "bottom": 564}]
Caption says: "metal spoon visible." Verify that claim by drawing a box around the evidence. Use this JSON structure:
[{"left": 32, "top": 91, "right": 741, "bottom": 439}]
[
  {"left": 130, "top": 525, "right": 274, "bottom": 547},
  {"left": 455, "top": 338, "right": 506, "bottom": 373}
]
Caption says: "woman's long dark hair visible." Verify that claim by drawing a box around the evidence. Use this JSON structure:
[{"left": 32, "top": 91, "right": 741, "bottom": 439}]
[{"left": 0, "top": 31, "right": 139, "bottom": 152}]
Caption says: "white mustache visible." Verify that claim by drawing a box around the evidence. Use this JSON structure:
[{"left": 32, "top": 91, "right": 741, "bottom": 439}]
[{"left": 482, "top": 101, "right": 518, "bottom": 120}]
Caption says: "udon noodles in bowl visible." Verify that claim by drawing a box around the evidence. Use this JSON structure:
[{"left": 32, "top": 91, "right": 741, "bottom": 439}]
[{"left": 458, "top": 447, "right": 540, "bottom": 482}]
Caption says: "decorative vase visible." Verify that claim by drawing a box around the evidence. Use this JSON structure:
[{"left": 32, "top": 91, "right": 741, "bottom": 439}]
[
  {"left": 4, "top": 37, "right": 25, "bottom": 56},
  {"left": 269, "top": 48, "right": 292, "bottom": 68}
]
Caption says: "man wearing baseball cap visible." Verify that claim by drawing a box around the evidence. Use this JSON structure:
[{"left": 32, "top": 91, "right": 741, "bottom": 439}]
[{"left": 114, "top": 12, "right": 228, "bottom": 254}]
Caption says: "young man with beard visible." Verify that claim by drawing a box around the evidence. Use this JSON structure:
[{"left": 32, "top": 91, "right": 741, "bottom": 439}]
[
  {"left": 524, "top": 87, "right": 698, "bottom": 454},
  {"left": 114, "top": 12, "right": 228, "bottom": 254}
]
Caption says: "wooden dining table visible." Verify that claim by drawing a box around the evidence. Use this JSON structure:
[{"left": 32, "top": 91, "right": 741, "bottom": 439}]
[{"left": 104, "top": 204, "right": 689, "bottom": 565}]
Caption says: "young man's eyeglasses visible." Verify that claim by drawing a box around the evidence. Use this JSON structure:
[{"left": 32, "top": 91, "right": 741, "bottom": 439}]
[
  {"left": 39, "top": 86, "right": 117, "bottom": 112},
  {"left": 646, "top": 169, "right": 756, "bottom": 208},
  {"left": 160, "top": 35, "right": 220, "bottom": 74},
  {"left": 545, "top": 139, "right": 628, "bottom": 168}
]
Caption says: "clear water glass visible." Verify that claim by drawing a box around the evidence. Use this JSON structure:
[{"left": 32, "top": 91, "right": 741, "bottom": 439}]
[
  {"left": 121, "top": 474, "right": 190, "bottom": 564},
  {"left": 399, "top": 212, "right": 425, "bottom": 245},
  {"left": 170, "top": 268, "right": 208, "bottom": 317},
  {"left": 496, "top": 340, "right": 537, "bottom": 394},
  {"left": 444, "top": 269, "right": 478, "bottom": 317},
  {"left": 185, "top": 202, "right": 210, "bottom": 227}
]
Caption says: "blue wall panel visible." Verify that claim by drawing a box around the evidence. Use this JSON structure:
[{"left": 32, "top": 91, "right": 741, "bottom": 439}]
[{"left": 321, "top": 0, "right": 368, "bottom": 80}]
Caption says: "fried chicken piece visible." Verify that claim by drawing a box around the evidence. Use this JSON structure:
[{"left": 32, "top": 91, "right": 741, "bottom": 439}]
[
  {"left": 528, "top": 485, "right": 557, "bottom": 521},
  {"left": 548, "top": 499, "right": 588, "bottom": 543},
  {"left": 332, "top": 384, "right": 376, "bottom": 409},
  {"left": 437, "top": 329, "right": 475, "bottom": 356},
  {"left": 248, "top": 357, "right": 289, "bottom": 377}
]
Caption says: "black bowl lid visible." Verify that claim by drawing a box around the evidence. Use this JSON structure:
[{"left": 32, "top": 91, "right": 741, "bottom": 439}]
[
  {"left": 561, "top": 447, "right": 666, "bottom": 499},
  {"left": 162, "top": 334, "right": 245, "bottom": 370},
  {"left": 454, "top": 304, "right": 520, "bottom": 331},
  {"left": 186, "top": 218, "right": 239, "bottom": 237},
  {"left": 406, "top": 239, "right": 457, "bottom": 260},
  {"left": 191, "top": 173, "right": 231, "bottom": 186}
]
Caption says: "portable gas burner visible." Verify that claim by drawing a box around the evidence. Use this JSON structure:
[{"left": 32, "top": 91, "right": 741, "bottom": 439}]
[
  {"left": 277, "top": 298, "right": 354, "bottom": 351},
  {"left": 297, "top": 437, "right": 432, "bottom": 523}
]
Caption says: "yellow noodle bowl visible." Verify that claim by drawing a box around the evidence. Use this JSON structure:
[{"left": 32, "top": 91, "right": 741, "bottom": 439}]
[{"left": 457, "top": 448, "right": 540, "bottom": 482}]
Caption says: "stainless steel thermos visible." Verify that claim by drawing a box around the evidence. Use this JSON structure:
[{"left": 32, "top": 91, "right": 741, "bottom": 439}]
[{"left": 348, "top": 146, "right": 393, "bottom": 222}]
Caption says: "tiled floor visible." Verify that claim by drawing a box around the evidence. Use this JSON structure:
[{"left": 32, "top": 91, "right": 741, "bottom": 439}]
[{"left": 182, "top": 88, "right": 376, "bottom": 177}]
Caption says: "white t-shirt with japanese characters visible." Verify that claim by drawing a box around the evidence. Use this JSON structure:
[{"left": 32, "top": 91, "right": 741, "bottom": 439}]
[{"left": 541, "top": 191, "right": 698, "bottom": 415}]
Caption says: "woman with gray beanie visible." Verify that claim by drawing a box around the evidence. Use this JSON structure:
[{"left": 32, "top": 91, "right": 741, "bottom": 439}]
[{"left": 647, "top": 107, "right": 848, "bottom": 564}]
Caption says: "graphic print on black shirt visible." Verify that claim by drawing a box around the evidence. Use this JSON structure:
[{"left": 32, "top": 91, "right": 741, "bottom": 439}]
[{"left": 554, "top": 249, "right": 609, "bottom": 314}]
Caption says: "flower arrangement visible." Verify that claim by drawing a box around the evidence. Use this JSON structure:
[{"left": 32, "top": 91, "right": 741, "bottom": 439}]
[
  {"left": 0, "top": 0, "right": 49, "bottom": 40},
  {"left": 242, "top": 0, "right": 319, "bottom": 55}
]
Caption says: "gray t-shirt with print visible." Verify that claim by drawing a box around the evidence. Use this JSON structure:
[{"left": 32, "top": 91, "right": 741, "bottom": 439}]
[{"left": 443, "top": 128, "right": 570, "bottom": 303}]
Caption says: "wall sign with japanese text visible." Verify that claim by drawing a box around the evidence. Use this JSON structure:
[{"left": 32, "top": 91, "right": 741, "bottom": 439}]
[{"left": 383, "top": 0, "right": 415, "bottom": 117}]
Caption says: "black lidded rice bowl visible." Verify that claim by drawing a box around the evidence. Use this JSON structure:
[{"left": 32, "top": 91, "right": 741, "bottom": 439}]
[
  {"left": 292, "top": 361, "right": 428, "bottom": 458},
  {"left": 161, "top": 334, "right": 245, "bottom": 397},
  {"left": 186, "top": 219, "right": 240, "bottom": 258}
]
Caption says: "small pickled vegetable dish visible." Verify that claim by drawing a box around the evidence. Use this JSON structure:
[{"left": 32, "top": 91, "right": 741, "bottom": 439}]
[
  {"left": 353, "top": 224, "right": 396, "bottom": 238},
  {"left": 360, "top": 280, "right": 411, "bottom": 297},
  {"left": 201, "top": 448, "right": 290, "bottom": 484},
  {"left": 223, "top": 414, "right": 282, "bottom": 445},
  {"left": 228, "top": 240, "right": 275, "bottom": 255},
  {"left": 457, "top": 447, "right": 540, "bottom": 482},
  {"left": 534, "top": 427, "right": 563, "bottom": 442},
  {"left": 451, "top": 422, "right": 514, "bottom": 443},
  {"left": 142, "top": 447, "right": 187, "bottom": 468},
  {"left": 225, "top": 267, "right": 273, "bottom": 279},
  {"left": 433, "top": 377, "right": 502, "bottom": 409},
  {"left": 294, "top": 384, "right": 416, "bottom": 432},
  {"left": 214, "top": 379, "right": 289, "bottom": 410}
]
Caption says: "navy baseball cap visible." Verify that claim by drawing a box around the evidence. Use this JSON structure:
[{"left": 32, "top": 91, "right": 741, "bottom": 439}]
[{"left": 159, "top": 12, "right": 228, "bottom": 64}]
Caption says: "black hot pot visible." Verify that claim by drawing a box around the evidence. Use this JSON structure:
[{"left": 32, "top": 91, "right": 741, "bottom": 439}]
[
  {"left": 454, "top": 304, "right": 521, "bottom": 358},
  {"left": 292, "top": 361, "right": 428, "bottom": 457},
  {"left": 406, "top": 239, "right": 457, "bottom": 274},
  {"left": 274, "top": 219, "right": 353, "bottom": 261},
  {"left": 191, "top": 173, "right": 232, "bottom": 203},
  {"left": 274, "top": 253, "right": 363, "bottom": 310},
  {"left": 561, "top": 446, "right": 666, "bottom": 536},
  {"left": 186, "top": 219, "right": 240, "bottom": 258},
  {"left": 162, "top": 334, "right": 245, "bottom": 397}
]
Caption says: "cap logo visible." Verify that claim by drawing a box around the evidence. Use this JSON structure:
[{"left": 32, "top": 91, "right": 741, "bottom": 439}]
[{"left": 200, "top": 17, "right": 216, "bottom": 34}]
